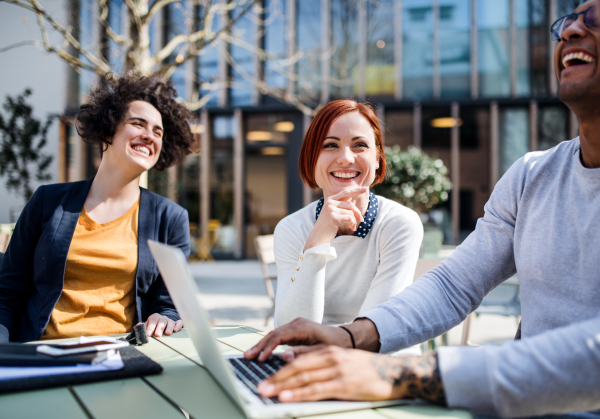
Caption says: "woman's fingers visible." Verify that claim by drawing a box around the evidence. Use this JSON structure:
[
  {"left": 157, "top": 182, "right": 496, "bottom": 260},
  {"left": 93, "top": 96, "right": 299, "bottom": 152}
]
[
  {"left": 174, "top": 320, "right": 184, "bottom": 332},
  {"left": 334, "top": 201, "right": 364, "bottom": 223},
  {"left": 328, "top": 187, "right": 367, "bottom": 202},
  {"left": 145, "top": 313, "right": 161, "bottom": 336},
  {"left": 164, "top": 318, "right": 176, "bottom": 335},
  {"left": 145, "top": 314, "right": 182, "bottom": 337},
  {"left": 333, "top": 211, "right": 359, "bottom": 231}
]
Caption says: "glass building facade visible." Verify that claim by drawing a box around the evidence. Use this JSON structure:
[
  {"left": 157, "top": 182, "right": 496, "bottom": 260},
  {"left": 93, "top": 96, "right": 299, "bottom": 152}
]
[{"left": 62, "top": 0, "right": 580, "bottom": 258}]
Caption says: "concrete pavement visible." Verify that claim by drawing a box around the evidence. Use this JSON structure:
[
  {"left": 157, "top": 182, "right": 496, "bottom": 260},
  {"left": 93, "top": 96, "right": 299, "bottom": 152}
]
[{"left": 190, "top": 260, "right": 519, "bottom": 347}]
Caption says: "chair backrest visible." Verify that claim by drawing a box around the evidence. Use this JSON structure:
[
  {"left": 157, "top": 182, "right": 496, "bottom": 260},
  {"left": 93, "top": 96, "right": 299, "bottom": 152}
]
[
  {"left": 413, "top": 258, "right": 443, "bottom": 282},
  {"left": 255, "top": 235, "right": 276, "bottom": 266},
  {"left": 254, "top": 235, "right": 276, "bottom": 305},
  {"left": 0, "top": 232, "right": 11, "bottom": 253}
]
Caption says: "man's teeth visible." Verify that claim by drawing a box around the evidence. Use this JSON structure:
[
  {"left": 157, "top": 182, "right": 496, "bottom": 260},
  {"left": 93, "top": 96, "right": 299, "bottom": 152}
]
[
  {"left": 133, "top": 146, "right": 150, "bottom": 156},
  {"left": 332, "top": 172, "right": 359, "bottom": 179},
  {"left": 563, "top": 52, "right": 595, "bottom": 68}
]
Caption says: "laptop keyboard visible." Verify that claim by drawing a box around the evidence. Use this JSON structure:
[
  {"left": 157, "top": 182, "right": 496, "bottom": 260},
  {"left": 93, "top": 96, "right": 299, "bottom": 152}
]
[{"left": 229, "top": 356, "right": 286, "bottom": 404}]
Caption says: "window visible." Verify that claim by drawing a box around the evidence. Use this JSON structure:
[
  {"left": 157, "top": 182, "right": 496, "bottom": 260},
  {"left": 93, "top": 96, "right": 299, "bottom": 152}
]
[{"left": 403, "top": 0, "right": 434, "bottom": 99}]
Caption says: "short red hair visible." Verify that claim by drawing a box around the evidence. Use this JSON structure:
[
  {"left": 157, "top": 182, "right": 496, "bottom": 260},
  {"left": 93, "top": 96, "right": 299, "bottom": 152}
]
[{"left": 299, "top": 100, "right": 386, "bottom": 189}]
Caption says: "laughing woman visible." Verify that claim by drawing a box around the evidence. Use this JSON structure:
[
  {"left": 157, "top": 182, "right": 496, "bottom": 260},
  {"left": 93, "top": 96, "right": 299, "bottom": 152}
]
[
  {"left": 274, "top": 100, "right": 423, "bottom": 354},
  {"left": 0, "top": 74, "right": 195, "bottom": 343}
]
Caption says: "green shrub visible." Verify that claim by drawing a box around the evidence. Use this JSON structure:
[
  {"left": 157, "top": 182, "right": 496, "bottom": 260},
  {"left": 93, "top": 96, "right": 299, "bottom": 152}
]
[{"left": 373, "top": 145, "right": 452, "bottom": 213}]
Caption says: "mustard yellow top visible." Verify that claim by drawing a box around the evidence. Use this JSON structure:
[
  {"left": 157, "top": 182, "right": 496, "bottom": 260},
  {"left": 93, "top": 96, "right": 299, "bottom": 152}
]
[{"left": 41, "top": 198, "right": 140, "bottom": 340}]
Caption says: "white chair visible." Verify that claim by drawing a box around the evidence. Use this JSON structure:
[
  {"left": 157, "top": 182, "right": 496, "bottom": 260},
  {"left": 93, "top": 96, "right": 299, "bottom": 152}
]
[
  {"left": 0, "top": 232, "right": 11, "bottom": 253},
  {"left": 254, "top": 235, "right": 277, "bottom": 326}
]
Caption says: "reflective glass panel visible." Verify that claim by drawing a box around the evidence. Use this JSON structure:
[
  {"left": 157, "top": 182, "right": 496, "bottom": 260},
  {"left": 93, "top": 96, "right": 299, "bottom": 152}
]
[
  {"left": 516, "top": 0, "right": 531, "bottom": 96},
  {"left": 440, "top": 0, "right": 471, "bottom": 98},
  {"left": 210, "top": 115, "right": 235, "bottom": 258},
  {"left": 244, "top": 114, "right": 295, "bottom": 258},
  {"left": 403, "top": 0, "right": 434, "bottom": 99},
  {"left": 478, "top": 0, "right": 510, "bottom": 97},
  {"left": 167, "top": 3, "right": 188, "bottom": 98},
  {"left": 108, "top": 0, "right": 124, "bottom": 72},
  {"left": 529, "top": 0, "right": 550, "bottom": 96},
  {"left": 179, "top": 131, "right": 201, "bottom": 229},
  {"left": 384, "top": 109, "right": 413, "bottom": 149},
  {"left": 264, "top": 0, "right": 287, "bottom": 94},
  {"left": 366, "top": 0, "right": 395, "bottom": 98},
  {"left": 331, "top": 0, "right": 359, "bottom": 98},
  {"left": 459, "top": 106, "right": 490, "bottom": 230},
  {"left": 199, "top": 8, "right": 220, "bottom": 107},
  {"left": 79, "top": 0, "right": 96, "bottom": 99},
  {"left": 230, "top": 8, "right": 255, "bottom": 106},
  {"left": 297, "top": 0, "right": 321, "bottom": 105},
  {"left": 538, "top": 106, "right": 568, "bottom": 150},
  {"left": 499, "top": 107, "right": 529, "bottom": 176}
]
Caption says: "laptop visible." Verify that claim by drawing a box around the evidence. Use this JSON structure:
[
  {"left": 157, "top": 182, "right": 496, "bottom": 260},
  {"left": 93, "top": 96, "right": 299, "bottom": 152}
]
[{"left": 148, "top": 240, "right": 409, "bottom": 418}]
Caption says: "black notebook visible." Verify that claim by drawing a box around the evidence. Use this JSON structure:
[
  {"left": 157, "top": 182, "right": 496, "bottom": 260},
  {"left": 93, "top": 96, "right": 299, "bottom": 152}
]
[
  {"left": 0, "top": 343, "right": 110, "bottom": 366},
  {"left": 0, "top": 345, "right": 163, "bottom": 394}
]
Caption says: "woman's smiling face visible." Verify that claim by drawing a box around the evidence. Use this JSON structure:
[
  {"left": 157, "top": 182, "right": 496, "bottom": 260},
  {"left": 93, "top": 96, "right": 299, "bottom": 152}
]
[
  {"left": 103, "top": 100, "right": 164, "bottom": 175},
  {"left": 314, "top": 111, "right": 380, "bottom": 198}
]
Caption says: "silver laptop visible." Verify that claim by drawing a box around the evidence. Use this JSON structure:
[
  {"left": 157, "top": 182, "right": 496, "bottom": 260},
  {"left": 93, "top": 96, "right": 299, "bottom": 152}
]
[{"left": 148, "top": 240, "right": 408, "bottom": 418}]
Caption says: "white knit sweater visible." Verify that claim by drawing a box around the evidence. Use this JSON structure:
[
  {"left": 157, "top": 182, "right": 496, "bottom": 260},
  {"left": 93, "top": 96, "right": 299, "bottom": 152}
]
[{"left": 273, "top": 194, "right": 423, "bottom": 353}]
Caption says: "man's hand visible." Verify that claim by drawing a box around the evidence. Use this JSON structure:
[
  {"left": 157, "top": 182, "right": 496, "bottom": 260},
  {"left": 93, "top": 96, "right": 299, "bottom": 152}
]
[
  {"left": 145, "top": 313, "right": 184, "bottom": 337},
  {"left": 303, "top": 188, "right": 367, "bottom": 252},
  {"left": 245, "top": 318, "right": 381, "bottom": 362},
  {"left": 244, "top": 318, "right": 351, "bottom": 362},
  {"left": 257, "top": 347, "right": 446, "bottom": 405}
]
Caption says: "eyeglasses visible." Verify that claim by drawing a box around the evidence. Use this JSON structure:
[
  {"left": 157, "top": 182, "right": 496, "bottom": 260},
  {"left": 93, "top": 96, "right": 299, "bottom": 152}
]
[{"left": 551, "top": 6, "right": 599, "bottom": 41}]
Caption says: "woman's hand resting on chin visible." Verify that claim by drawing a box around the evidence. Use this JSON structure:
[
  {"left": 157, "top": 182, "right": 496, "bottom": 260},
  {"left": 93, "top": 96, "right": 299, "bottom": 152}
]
[{"left": 303, "top": 187, "right": 367, "bottom": 252}]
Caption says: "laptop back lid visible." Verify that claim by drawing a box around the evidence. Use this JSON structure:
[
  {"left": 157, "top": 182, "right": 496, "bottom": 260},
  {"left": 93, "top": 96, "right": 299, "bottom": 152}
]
[{"left": 147, "top": 240, "right": 249, "bottom": 416}]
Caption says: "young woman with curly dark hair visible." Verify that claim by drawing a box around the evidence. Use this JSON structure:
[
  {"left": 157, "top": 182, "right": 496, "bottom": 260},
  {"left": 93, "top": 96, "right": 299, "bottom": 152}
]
[{"left": 0, "top": 74, "right": 196, "bottom": 343}]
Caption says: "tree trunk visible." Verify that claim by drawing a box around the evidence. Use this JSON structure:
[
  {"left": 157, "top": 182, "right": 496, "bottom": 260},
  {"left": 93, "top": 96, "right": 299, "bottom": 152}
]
[{"left": 125, "top": 0, "right": 153, "bottom": 76}]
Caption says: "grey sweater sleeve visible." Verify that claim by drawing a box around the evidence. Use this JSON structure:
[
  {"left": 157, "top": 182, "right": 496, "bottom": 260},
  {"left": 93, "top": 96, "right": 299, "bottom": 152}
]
[
  {"left": 364, "top": 156, "right": 600, "bottom": 416},
  {"left": 438, "top": 315, "right": 600, "bottom": 417},
  {"left": 365, "top": 159, "right": 523, "bottom": 351},
  {"left": 0, "top": 323, "right": 9, "bottom": 343}
]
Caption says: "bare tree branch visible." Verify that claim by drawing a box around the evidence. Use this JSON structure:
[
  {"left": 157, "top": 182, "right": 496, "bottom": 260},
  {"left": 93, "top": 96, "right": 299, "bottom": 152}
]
[
  {"left": 153, "top": 0, "right": 257, "bottom": 74},
  {"left": 0, "top": 40, "right": 42, "bottom": 53},
  {"left": 146, "top": 0, "right": 180, "bottom": 22},
  {"left": 1, "top": 0, "right": 111, "bottom": 74},
  {"left": 98, "top": 0, "right": 128, "bottom": 46}
]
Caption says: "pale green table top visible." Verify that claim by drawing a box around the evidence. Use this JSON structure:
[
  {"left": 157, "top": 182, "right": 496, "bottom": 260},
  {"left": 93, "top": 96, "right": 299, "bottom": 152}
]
[{"left": 0, "top": 326, "right": 472, "bottom": 419}]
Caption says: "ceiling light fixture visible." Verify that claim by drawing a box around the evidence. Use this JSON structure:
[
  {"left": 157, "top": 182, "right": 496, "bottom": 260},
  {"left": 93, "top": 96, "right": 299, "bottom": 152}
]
[
  {"left": 247, "top": 131, "right": 273, "bottom": 141},
  {"left": 430, "top": 117, "right": 463, "bottom": 128},
  {"left": 261, "top": 147, "right": 285, "bottom": 155},
  {"left": 274, "top": 121, "right": 294, "bottom": 132}
]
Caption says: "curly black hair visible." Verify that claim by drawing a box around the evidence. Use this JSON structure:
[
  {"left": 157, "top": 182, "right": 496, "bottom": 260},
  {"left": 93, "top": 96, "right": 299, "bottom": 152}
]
[{"left": 76, "top": 73, "right": 196, "bottom": 171}]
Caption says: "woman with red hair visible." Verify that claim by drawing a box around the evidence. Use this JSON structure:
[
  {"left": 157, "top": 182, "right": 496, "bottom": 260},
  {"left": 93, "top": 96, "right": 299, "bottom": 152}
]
[{"left": 273, "top": 100, "right": 423, "bottom": 354}]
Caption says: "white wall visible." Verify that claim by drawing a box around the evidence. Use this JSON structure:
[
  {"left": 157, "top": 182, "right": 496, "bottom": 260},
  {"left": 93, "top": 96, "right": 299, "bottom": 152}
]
[{"left": 0, "top": 0, "right": 66, "bottom": 223}]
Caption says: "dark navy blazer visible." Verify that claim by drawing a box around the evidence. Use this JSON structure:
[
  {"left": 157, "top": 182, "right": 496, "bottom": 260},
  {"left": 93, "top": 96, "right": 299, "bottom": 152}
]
[{"left": 0, "top": 178, "right": 190, "bottom": 342}]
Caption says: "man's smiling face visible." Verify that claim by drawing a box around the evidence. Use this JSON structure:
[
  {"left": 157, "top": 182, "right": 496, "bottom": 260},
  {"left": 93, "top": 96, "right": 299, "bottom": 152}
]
[{"left": 555, "top": 0, "right": 600, "bottom": 104}]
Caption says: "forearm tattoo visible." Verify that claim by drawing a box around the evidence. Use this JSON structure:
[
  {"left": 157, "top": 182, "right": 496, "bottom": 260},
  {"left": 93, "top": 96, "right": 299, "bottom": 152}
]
[{"left": 371, "top": 351, "right": 446, "bottom": 405}]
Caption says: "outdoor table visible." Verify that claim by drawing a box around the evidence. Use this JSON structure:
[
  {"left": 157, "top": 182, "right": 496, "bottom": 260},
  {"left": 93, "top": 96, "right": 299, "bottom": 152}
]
[{"left": 0, "top": 326, "right": 472, "bottom": 419}]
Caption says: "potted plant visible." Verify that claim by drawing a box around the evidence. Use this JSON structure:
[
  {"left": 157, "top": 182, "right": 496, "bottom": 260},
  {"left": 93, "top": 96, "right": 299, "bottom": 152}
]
[{"left": 373, "top": 145, "right": 452, "bottom": 213}]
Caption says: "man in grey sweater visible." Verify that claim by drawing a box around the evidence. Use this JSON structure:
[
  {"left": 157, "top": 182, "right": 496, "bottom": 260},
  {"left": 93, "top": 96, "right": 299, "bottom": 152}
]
[{"left": 245, "top": 1, "right": 600, "bottom": 417}]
